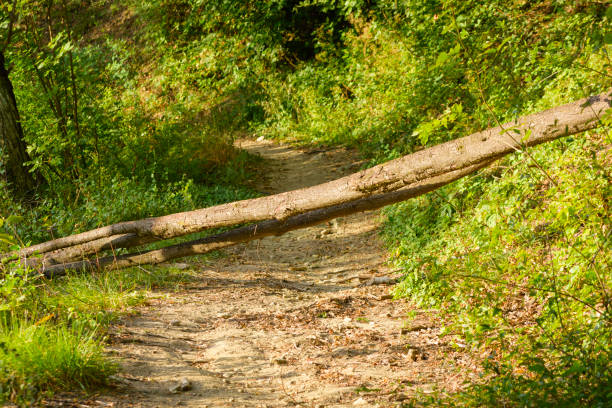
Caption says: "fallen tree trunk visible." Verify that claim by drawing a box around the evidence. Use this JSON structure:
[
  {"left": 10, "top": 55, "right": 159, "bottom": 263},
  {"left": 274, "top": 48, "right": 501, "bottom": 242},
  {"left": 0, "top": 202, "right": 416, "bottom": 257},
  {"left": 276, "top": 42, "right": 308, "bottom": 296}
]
[
  {"left": 5, "top": 90, "right": 611, "bottom": 269},
  {"left": 41, "top": 160, "right": 494, "bottom": 276}
]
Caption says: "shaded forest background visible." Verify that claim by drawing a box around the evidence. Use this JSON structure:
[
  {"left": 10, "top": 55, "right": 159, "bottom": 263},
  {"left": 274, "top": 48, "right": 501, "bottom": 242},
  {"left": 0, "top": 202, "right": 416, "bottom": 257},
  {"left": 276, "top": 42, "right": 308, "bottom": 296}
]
[{"left": 0, "top": 0, "right": 610, "bottom": 406}]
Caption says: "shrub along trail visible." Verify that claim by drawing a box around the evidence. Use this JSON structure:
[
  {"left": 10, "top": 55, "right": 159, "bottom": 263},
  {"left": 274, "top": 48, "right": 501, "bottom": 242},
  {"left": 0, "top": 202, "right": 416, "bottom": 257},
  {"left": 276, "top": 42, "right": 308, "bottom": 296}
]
[{"left": 58, "top": 140, "right": 480, "bottom": 407}]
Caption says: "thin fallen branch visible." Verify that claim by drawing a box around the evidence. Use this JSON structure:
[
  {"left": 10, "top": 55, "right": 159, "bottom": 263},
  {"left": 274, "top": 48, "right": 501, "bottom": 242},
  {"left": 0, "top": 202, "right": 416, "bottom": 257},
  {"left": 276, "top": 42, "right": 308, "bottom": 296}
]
[{"left": 6, "top": 90, "right": 612, "bottom": 268}]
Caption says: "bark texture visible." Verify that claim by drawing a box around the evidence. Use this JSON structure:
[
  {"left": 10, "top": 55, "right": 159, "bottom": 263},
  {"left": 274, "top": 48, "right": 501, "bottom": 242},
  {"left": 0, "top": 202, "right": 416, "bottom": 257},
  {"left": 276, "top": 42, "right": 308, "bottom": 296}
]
[
  {"left": 41, "top": 160, "right": 494, "bottom": 276},
  {"left": 0, "top": 51, "right": 40, "bottom": 197},
  {"left": 5, "top": 89, "right": 612, "bottom": 272}
]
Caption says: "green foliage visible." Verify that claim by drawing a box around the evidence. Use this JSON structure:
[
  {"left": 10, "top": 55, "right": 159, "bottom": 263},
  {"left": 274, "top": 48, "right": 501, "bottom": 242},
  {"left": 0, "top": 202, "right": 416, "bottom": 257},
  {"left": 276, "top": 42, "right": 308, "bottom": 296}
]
[
  {"left": 139, "top": 0, "right": 371, "bottom": 62},
  {"left": 369, "top": 3, "right": 611, "bottom": 405},
  {"left": 254, "top": 0, "right": 610, "bottom": 160},
  {"left": 1, "top": 0, "right": 261, "bottom": 245},
  {"left": 3, "top": 170, "right": 258, "bottom": 244},
  {"left": 0, "top": 253, "right": 197, "bottom": 404},
  {"left": 383, "top": 134, "right": 611, "bottom": 406},
  {"left": 0, "top": 265, "right": 112, "bottom": 404},
  {"left": 1, "top": 0, "right": 611, "bottom": 405},
  {"left": 0, "top": 321, "right": 114, "bottom": 405},
  {"left": 0, "top": 209, "right": 200, "bottom": 404},
  {"left": 6, "top": 0, "right": 249, "bottom": 185}
]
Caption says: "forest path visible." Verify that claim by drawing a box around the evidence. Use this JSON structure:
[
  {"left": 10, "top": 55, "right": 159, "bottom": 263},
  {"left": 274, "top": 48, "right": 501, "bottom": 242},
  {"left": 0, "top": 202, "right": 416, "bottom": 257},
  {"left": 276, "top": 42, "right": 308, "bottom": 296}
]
[{"left": 76, "top": 140, "right": 474, "bottom": 407}]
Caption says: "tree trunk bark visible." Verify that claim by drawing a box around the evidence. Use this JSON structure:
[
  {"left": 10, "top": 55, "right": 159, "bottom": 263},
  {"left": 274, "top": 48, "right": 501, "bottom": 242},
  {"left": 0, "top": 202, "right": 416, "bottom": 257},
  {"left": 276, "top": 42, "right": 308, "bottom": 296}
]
[
  {"left": 5, "top": 89, "right": 612, "bottom": 267},
  {"left": 40, "top": 160, "right": 494, "bottom": 276},
  {"left": 0, "top": 51, "right": 41, "bottom": 197}
]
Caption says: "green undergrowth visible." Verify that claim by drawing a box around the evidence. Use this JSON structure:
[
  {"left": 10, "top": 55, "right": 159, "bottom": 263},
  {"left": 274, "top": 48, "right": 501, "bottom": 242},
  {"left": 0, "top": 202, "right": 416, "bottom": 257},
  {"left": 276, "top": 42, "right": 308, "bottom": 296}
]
[
  {"left": 0, "top": 322, "right": 112, "bottom": 403},
  {"left": 1, "top": 2, "right": 261, "bottom": 401},
  {"left": 1, "top": 0, "right": 262, "bottom": 246},
  {"left": 0, "top": 168, "right": 260, "bottom": 245},
  {"left": 1, "top": 0, "right": 611, "bottom": 406},
  {"left": 383, "top": 130, "right": 611, "bottom": 406},
  {"left": 0, "top": 256, "right": 197, "bottom": 405},
  {"left": 251, "top": 1, "right": 611, "bottom": 159}
]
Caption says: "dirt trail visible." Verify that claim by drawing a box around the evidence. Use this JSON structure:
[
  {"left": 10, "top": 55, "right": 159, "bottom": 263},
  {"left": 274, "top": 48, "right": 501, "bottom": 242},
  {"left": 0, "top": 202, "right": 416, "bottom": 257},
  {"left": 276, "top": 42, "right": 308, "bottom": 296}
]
[{"left": 62, "top": 140, "right": 476, "bottom": 407}]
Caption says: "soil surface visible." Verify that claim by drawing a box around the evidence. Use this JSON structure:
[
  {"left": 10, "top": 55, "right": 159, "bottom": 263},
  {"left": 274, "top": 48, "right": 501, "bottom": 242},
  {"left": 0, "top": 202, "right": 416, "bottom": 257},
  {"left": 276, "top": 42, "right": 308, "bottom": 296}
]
[{"left": 48, "top": 140, "right": 477, "bottom": 407}]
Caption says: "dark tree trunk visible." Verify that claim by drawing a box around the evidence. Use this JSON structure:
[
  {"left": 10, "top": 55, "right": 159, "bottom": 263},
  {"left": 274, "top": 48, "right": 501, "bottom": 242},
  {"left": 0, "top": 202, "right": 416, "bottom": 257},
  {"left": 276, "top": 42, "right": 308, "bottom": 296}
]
[{"left": 0, "top": 51, "right": 41, "bottom": 197}]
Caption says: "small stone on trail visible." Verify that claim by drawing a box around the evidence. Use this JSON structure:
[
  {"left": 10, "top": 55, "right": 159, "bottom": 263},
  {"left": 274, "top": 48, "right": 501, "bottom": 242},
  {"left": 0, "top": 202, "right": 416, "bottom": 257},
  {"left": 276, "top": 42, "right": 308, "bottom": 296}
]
[
  {"left": 353, "top": 397, "right": 368, "bottom": 405},
  {"left": 170, "top": 319, "right": 181, "bottom": 326},
  {"left": 361, "top": 276, "right": 399, "bottom": 286},
  {"left": 406, "top": 349, "right": 418, "bottom": 361},
  {"left": 169, "top": 378, "right": 192, "bottom": 393},
  {"left": 421, "top": 383, "right": 436, "bottom": 394},
  {"left": 256, "top": 135, "right": 265, "bottom": 141},
  {"left": 108, "top": 374, "right": 130, "bottom": 385},
  {"left": 172, "top": 263, "right": 190, "bottom": 270},
  {"left": 395, "top": 393, "right": 410, "bottom": 401}
]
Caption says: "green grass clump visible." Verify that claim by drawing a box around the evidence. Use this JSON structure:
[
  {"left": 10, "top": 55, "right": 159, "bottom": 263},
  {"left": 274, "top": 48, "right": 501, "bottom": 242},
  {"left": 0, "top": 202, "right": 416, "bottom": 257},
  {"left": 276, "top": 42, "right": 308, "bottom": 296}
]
[
  {"left": 0, "top": 322, "right": 114, "bottom": 404},
  {"left": 0, "top": 261, "right": 197, "bottom": 405}
]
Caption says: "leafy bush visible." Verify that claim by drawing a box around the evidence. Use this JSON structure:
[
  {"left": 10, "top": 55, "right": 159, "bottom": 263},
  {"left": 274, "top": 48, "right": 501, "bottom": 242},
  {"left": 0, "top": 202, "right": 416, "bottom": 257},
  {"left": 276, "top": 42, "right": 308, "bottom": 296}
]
[
  {"left": 383, "top": 132, "right": 610, "bottom": 406},
  {"left": 261, "top": 1, "right": 607, "bottom": 154},
  {"left": 2, "top": 0, "right": 261, "bottom": 246}
]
